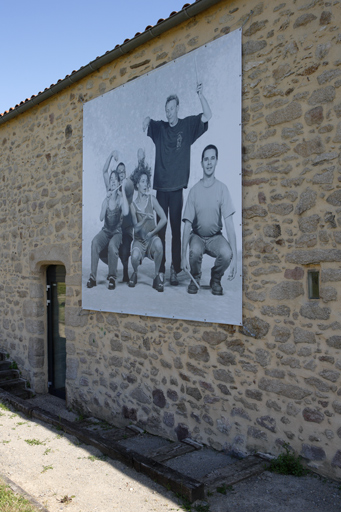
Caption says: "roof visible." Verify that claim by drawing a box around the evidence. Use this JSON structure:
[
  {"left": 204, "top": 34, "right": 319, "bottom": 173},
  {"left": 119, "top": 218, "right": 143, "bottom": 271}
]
[{"left": 0, "top": 0, "right": 221, "bottom": 125}]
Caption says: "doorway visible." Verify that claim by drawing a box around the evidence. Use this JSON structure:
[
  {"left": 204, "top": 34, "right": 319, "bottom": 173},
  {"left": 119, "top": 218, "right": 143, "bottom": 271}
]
[{"left": 47, "top": 265, "right": 66, "bottom": 399}]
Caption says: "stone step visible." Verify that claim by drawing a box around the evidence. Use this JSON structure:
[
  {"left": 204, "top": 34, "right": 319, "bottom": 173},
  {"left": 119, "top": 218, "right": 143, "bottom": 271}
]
[
  {"left": 203, "top": 455, "right": 269, "bottom": 491},
  {"left": 0, "top": 360, "right": 12, "bottom": 371},
  {"left": 0, "top": 369, "right": 20, "bottom": 382},
  {"left": 0, "top": 377, "right": 28, "bottom": 392}
]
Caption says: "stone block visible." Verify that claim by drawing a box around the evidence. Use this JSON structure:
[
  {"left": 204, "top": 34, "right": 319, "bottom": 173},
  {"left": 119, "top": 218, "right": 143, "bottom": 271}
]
[
  {"left": 300, "top": 303, "right": 331, "bottom": 320},
  {"left": 293, "top": 13, "right": 317, "bottom": 28},
  {"left": 298, "top": 215, "right": 320, "bottom": 233},
  {"left": 153, "top": 389, "right": 166, "bottom": 408},
  {"left": 29, "top": 283, "right": 44, "bottom": 298},
  {"left": 301, "top": 444, "right": 326, "bottom": 461},
  {"left": 28, "top": 337, "right": 44, "bottom": 368},
  {"left": 130, "top": 387, "right": 151, "bottom": 404},
  {"left": 295, "top": 188, "right": 317, "bottom": 215},
  {"left": 243, "top": 40, "right": 267, "bottom": 55},
  {"left": 304, "top": 106, "right": 324, "bottom": 126},
  {"left": 302, "top": 407, "right": 324, "bottom": 423},
  {"left": 284, "top": 267, "right": 304, "bottom": 280},
  {"left": 269, "top": 281, "right": 304, "bottom": 300},
  {"left": 308, "top": 86, "right": 336, "bottom": 106},
  {"left": 65, "top": 308, "right": 88, "bottom": 327},
  {"left": 240, "top": 317, "right": 270, "bottom": 339},
  {"left": 25, "top": 319, "right": 44, "bottom": 335},
  {"left": 286, "top": 249, "right": 341, "bottom": 264},
  {"left": 66, "top": 358, "right": 79, "bottom": 380},
  {"left": 293, "top": 328, "right": 316, "bottom": 344},
  {"left": 332, "top": 401, "right": 341, "bottom": 414},
  {"left": 110, "top": 338, "right": 123, "bottom": 352},
  {"left": 188, "top": 345, "right": 210, "bottom": 362},
  {"left": 23, "top": 300, "right": 44, "bottom": 318},
  {"left": 243, "top": 205, "right": 268, "bottom": 218},
  {"left": 320, "top": 286, "right": 337, "bottom": 302},
  {"left": 217, "top": 351, "right": 236, "bottom": 366},
  {"left": 332, "top": 450, "right": 341, "bottom": 468},
  {"left": 326, "top": 190, "right": 341, "bottom": 207},
  {"left": 213, "top": 369, "right": 234, "bottom": 383},
  {"left": 202, "top": 331, "right": 227, "bottom": 347},
  {"left": 294, "top": 136, "right": 324, "bottom": 157},
  {"left": 319, "top": 370, "right": 340, "bottom": 383},
  {"left": 248, "top": 426, "right": 267, "bottom": 440},
  {"left": 268, "top": 203, "right": 293, "bottom": 216},
  {"left": 258, "top": 377, "right": 312, "bottom": 400},
  {"left": 265, "top": 102, "right": 302, "bottom": 126},
  {"left": 186, "top": 387, "right": 202, "bottom": 401},
  {"left": 252, "top": 143, "right": 290, "bottom": 159},
  {"left": 256, "top": 415, "right": 276, "bottom": 433},
  {"left": 326, "top": 336, "right": 341, "bottom": 349},
  {"left": 272, "top": 325, "right": 291, "bottom": 343}
]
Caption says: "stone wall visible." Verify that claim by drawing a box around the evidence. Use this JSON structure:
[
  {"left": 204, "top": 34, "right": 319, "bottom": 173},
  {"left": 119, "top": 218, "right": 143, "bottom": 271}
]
[{"left": 0, "top": 0, "right": 341, "bottom": 479}]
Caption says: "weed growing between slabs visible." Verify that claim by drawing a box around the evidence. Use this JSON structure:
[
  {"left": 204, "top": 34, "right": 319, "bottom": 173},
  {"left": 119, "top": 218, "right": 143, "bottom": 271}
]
[{"left": 269, "top": 443, "right": 308, "bottom": 477}]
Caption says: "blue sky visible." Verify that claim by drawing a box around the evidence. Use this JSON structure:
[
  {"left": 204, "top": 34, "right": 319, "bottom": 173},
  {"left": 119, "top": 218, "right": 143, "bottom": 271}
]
[{"left": 0, "top": 0, "right": 188, "bottom": 114}]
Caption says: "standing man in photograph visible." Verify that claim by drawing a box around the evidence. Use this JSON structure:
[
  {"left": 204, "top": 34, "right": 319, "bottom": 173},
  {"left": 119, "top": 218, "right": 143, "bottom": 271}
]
[
  {"left": 142, "top": 83, "right": 212, "bottom": 286},
  {"left": 181, "top": 144, "right": 237, "bottom": 295}
]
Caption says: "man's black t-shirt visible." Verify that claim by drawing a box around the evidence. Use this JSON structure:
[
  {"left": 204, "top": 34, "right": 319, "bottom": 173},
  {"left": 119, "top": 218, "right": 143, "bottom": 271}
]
[{"left": 148, "top": 114, "right": 208, "bottom": 192}]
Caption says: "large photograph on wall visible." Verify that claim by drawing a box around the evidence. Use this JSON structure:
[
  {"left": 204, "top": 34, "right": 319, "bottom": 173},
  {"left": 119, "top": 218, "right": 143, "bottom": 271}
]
[{"left": 82, "top": 29, "right": 242, "bottom": 325}]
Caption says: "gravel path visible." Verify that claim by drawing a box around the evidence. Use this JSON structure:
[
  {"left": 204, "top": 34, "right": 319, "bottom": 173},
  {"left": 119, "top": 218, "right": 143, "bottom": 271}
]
[{"left": 0, "top": 400, "right": 340, "bottom": 512}]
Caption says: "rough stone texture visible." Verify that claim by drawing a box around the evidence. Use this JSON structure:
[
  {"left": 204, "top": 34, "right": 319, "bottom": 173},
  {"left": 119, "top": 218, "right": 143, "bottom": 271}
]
[
  {"left": 258, "top": 378, "right": 312, "bottom": 400},
  {"left": 265, "top": 102, "right": 302, "bottom": 126},
  {"left": 301, "top": 444, "right": 326, "bottom": 461},
  {"left": 295, "top": 188, "right": 317, "bottom": 215},
  {"left": 303, "top": 408, "right": 324, "bottom": 424},
  {"left": 269, "top": 282, "right": 304, "bottom": 300},
  {"left": 1, "top": 0, "right": 341, "bottom": 482}
]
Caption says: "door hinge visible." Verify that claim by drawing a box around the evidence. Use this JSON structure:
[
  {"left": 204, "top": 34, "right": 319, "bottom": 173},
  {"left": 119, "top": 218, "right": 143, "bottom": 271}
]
[
  {"left": 46, "top": 299, "right": 51, "bottom": 306},
  {"left": 46, "top": 284, "right": 50, "bottom": 291}
]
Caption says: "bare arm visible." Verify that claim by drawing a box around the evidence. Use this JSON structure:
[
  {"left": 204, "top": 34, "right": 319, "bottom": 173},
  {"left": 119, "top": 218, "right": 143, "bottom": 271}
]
[
  {"left": 181, "top": 220, "right": 192, "bottom": 273},
  {"left": 102, "top": 150, "right": 119, "bottom": 190},
  {"left": 120, "top": 179, "right": 129, "bottom": 217},
  {"left": 148, "top": 196, "right": 167, "bottom": 237},
  {"left": 196, "top": 83, "right": 212, "bottom": 123},
  {"left": 100, "top": 196, "right": 109, "bottom": 222},
  {"left": 224, "top": 214, "right": 237, "bottom": 280},
  {"left": 142, "top": 117, "right": 151, "bottom": 132}
]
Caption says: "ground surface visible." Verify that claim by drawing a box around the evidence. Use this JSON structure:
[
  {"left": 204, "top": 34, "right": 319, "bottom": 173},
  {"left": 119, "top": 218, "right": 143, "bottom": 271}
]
[{"left": 0, "top": 399, "right": 340, "bottom": 512}]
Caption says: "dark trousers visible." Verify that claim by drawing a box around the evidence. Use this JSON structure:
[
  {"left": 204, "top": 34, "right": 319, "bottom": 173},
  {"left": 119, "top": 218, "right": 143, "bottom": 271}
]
[{"left": 156, "top": 189, "right": 183, "bottom": 274}]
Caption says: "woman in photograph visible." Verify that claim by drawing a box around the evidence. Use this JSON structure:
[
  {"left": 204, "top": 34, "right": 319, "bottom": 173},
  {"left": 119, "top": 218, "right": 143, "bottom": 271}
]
[
  {"left": 128, "top": 163, "right": 167, "bottom": 292},
  {"left": 87, "top": 170, "right": 129, "bottom": 290}
]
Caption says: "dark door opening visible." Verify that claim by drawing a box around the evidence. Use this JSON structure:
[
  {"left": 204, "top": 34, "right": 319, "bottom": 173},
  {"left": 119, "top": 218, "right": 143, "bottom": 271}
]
[{"left": 47, "top": 265, "right": 66, "bottom": 399}]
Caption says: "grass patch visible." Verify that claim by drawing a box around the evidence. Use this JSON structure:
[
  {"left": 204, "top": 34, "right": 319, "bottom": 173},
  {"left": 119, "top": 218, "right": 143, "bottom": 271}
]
[
  {"left": 24, "top": 439, "right": 45, "bottom": 446},
  {"left": 87, "top": 455, "right": 107, "bottom": 462},
  {"left": 0, "top": 478, "right": 39, "bottom": 511},
  {"left": 269, "top": 444, "right": 308, "bottom": 477},
  {"left": 43, "top": 448, "right": 51, "bottom": 456},
  {"left": 216, "top": 483, "right": 233, "bottom": 495},
  {"left": 41, "top": 465, "right": 53, "bottom": 473},
  {"left": 0, "top": 403, "right": 11, "bottom": 412}
]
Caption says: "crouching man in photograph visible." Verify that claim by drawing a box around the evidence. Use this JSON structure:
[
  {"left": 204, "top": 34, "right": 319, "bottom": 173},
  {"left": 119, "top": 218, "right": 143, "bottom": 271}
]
[
  {"left": 142, "top": 83, "right": 212, "bottom": 286},
  {"left": 128, "top": 163, "right": 167, "bottom": 292},
  {"left": 181, "top": 144, "right": 237, "bottom": 295},
  {"left": 87, "top": 170, "right": 129, "bottom": 290}
]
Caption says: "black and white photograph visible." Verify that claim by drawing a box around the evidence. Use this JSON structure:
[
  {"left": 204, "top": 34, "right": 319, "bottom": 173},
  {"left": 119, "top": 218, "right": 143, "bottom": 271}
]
[{"left": 82, "top": 29, "right": 242, "bottom": 325}]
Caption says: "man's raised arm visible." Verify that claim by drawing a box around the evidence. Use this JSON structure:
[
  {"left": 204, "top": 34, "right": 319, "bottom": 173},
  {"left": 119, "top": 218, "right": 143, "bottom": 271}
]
[
  {"left": 196, "top": 83, "right": 212, "bottom": 123},
  {"left": 224, "top": 214, "right": 237, "bottom": 281}
]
